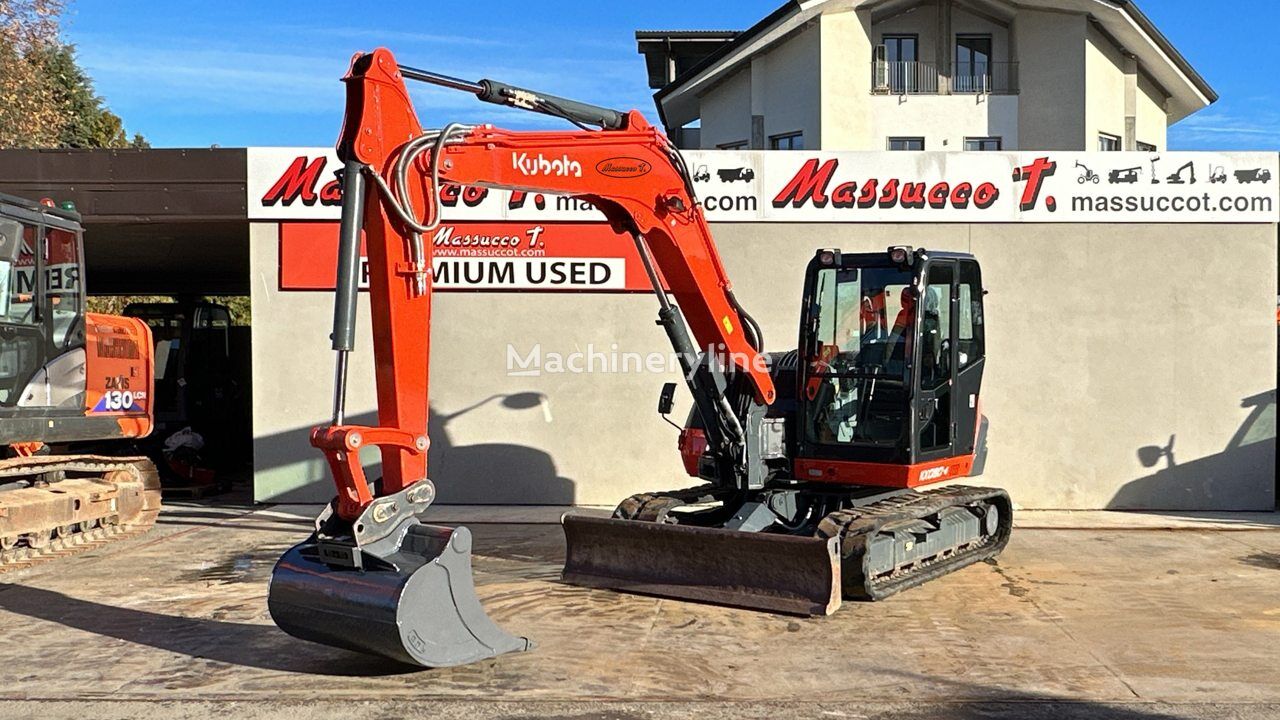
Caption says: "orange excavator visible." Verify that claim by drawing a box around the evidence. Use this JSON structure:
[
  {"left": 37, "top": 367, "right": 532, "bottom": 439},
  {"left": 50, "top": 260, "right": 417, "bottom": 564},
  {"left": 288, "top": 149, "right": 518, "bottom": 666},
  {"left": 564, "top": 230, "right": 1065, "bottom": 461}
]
[
  {"left": 268, "top": 48, "right": 1011, "bottom": 667},
  {"left": 0, "top": 194, "right": 161, "bottom": 567}
]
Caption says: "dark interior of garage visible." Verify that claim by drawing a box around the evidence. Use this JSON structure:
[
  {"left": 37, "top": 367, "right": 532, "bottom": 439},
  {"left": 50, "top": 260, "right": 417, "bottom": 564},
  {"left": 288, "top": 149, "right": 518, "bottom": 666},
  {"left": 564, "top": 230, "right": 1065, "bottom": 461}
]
[{"left": 0, "top": 148, "right": 254, "bottom": 495}]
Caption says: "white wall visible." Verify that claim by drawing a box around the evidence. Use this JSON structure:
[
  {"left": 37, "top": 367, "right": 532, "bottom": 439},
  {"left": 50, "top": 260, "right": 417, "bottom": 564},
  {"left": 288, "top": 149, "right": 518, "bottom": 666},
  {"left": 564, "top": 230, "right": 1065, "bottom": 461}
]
[
  {"left": 699, "top": 68, "right": 752, "bottom": 149},
  {"left": 867, "top": 94, "right": 1018, "bottom": 150},
  {"left": 1085, "top": 23, "right": 1128, "bottom": 149},
  {"left": 759, "top": 24, "right": 821, "bottom": 147},
  {"left": 252, "top": 219, "right": 1278, "bottom": 511},
  {"left": 1136, "top": 73, "right": 1169, "bottom": 150},
  {"left": 819, "top": 6, "right": 874, "bottom": 149},
  {"left": 1014, "top": 9, "right": 1087, "bottom": 150}
]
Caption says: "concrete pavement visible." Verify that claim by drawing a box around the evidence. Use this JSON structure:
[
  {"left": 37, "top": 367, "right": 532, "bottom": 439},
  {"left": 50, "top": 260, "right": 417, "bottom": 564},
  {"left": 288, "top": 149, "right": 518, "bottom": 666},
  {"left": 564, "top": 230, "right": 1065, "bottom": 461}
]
[{"left": 0, "top": 501, "right": 1275, "bottom": 719}]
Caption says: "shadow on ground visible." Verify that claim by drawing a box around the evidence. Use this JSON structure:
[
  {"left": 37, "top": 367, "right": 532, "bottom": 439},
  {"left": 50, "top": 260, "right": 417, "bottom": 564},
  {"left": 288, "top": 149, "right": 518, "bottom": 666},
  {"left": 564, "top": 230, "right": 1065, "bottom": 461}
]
[{"left": 0, "top": 583, "right": 417, "bottom": 676}]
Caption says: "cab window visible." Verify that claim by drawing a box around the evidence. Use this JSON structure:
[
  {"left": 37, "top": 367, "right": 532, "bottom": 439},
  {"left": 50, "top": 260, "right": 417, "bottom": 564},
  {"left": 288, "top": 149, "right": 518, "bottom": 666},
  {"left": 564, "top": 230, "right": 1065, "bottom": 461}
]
[
  {"left": 44, "top": 226, "right": 82, "bottom": 348},
  {"left": 804, "top": 265, "right": 914, "bottom": 446}
]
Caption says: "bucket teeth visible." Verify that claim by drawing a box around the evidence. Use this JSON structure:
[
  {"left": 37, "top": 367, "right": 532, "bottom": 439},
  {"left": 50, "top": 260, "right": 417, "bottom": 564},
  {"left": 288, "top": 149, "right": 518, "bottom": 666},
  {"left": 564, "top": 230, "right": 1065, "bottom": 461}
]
[{"left": 269, "top": 522, "right": 531, "bottom": 667}]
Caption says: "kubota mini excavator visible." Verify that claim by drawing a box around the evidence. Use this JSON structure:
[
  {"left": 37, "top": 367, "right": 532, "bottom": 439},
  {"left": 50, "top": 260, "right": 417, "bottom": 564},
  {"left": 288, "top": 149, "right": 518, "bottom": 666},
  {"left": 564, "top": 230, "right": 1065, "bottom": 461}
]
[
  {"left": 268, "top": 48, "right": 1011, "bottom": 667},
  {"left": 0, "top": 194, "right": 161, "bottom": 568}
]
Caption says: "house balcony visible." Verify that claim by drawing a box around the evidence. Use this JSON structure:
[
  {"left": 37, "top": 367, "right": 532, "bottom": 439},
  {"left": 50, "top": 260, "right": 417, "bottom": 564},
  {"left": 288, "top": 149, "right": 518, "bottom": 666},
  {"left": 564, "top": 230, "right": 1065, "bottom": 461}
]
[{"left": 871, "top": 61, "right": 1019, "bottom": 95}]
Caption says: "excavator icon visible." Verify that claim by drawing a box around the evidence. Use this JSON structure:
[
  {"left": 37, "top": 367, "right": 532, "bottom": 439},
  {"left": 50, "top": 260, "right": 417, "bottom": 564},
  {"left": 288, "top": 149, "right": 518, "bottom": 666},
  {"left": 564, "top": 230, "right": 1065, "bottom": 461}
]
[{"left": 1165, "top": 160, "right": 1196, "bottom": 185}]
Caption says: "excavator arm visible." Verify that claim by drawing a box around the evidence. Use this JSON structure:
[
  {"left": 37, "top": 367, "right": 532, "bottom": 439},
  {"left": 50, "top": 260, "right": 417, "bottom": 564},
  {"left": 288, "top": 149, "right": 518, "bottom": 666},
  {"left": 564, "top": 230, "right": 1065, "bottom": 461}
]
[
  {"left": 269, "top": 48, "right": 777, "bottom": 667},
  {"left": 322, "top": 48, "right": 775, "bottom": 523}
]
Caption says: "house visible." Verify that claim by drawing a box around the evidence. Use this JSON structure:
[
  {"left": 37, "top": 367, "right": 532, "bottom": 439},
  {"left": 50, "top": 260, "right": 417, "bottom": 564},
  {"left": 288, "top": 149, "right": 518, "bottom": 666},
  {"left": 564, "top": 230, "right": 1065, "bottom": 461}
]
[{"left": 636, "top": 0, "right": 1216, "bottom": 151}]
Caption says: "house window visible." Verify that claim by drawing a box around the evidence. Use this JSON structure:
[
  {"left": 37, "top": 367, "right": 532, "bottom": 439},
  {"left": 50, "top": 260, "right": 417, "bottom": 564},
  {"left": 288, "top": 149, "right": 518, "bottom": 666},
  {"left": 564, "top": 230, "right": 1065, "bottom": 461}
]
[
  {"left": 717, "top": 140, "right": 748, "bottom": 150},
  {"left": 888, "top": 137, "right": 925, "bottom": 151},
  {"left": 964, "top": 137, "right": 1002, "bottom": 151},
  {"left": 1098, "top": 133, "right": 1122, "bottom": 151},
  {"left": 955, "top": 35, "right": 993, "bottom": 93},
  {"left": 1137, "top": 141, "right": 1157, "bottom": 152},
  {"left": 770, "top": 132, "right": 804, "bottom": 150},
  {"left": 881, "top": 34, "right": 919, "bottom": 93}
]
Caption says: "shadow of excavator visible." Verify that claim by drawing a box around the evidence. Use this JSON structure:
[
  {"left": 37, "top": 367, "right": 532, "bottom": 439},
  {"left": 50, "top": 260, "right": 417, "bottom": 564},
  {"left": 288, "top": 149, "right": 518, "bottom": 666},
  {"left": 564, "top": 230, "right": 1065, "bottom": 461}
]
[
  {"left": 429, "top": 391, "right": 576, "bottom": 505},
  {"left": 0, "top": 583, "right": 418, "bottom": 675},
  {"left": 1112, "top": 390, "right": 1276, "bottom": 511},
  {"left": 252, "top": 391, "right": 575, "bottom": 505}
]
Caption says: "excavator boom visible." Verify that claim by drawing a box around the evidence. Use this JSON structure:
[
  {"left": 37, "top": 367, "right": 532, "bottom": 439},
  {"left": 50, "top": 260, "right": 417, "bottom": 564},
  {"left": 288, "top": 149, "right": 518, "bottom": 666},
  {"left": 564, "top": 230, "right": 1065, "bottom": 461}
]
[{"left": 269, "top": 48, "right": 780, "bottom": 667}]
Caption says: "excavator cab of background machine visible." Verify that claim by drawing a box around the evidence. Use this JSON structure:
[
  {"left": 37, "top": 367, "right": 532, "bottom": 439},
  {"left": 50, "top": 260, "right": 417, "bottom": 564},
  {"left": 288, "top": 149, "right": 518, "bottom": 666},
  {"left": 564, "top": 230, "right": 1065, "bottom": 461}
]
[{"left": 795, "top": 248, "right": 986, "bottom": 475}]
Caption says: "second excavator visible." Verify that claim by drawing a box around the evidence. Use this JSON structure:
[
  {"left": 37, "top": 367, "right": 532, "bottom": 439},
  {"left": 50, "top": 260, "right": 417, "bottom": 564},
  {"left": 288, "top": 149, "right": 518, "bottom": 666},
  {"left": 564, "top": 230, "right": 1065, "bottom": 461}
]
[{"left": 268, "top": 48, "right": 1011, "bottom": 667}]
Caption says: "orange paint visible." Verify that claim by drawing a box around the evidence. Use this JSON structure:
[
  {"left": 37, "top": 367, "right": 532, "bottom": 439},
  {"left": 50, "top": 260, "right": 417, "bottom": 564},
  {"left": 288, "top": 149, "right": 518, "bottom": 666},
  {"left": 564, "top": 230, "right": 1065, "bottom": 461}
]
[{"left": 83, "top": 312, "right": 154, "bottom": 439}]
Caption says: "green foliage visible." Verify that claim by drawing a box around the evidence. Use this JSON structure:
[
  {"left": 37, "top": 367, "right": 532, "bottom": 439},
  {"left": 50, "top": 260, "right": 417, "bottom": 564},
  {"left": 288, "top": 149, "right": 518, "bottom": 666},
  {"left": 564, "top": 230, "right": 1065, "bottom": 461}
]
[
  {"left": 86, "top": 295, "right": 252, "bottom": 326},
  {"left": 0, "top": 1, "right": 146, "bottom": 149},
  {"left": 38, "top": 43, "right": 147, "bottom": 148}
]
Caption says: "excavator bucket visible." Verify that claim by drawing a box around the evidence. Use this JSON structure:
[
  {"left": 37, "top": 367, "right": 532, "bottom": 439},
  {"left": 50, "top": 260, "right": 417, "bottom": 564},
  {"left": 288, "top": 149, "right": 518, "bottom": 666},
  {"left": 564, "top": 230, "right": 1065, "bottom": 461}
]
[
  {"left": 561, "top": 515, "right": 842, "bottom": 616},
  {"left": 268, "top": 522, "right": 531, "bottom": 667}
]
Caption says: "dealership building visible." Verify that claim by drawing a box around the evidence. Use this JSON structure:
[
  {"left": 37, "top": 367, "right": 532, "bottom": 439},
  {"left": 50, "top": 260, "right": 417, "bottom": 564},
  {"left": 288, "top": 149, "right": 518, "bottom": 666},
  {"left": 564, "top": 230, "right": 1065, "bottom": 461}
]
[
  {"left": 0, "top": 0, "right": 1273, "bottom": 513},
  {"left": 1, "top": 145, "right": 1275, "bottom": 511}
]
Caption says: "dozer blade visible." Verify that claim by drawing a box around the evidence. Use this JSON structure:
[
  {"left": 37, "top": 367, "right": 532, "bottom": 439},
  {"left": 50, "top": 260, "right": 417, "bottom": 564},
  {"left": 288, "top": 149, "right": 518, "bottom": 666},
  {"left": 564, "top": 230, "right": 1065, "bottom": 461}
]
[
  {"left": 561, "top": 514, "right": 842, "bottom": 616},
  {"left": 268, "top": 522, "right": 532, "bottom": 667}
]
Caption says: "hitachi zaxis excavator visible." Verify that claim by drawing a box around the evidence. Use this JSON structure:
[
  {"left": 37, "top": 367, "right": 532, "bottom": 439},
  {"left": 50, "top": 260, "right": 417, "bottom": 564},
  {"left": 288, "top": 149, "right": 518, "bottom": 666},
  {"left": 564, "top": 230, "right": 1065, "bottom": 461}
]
[
  {"left": 267, "top": 48, "right": 1012, "bottom": 667},
  {"left": 0, "top": 194, "right": 161, "bottom": 568}
]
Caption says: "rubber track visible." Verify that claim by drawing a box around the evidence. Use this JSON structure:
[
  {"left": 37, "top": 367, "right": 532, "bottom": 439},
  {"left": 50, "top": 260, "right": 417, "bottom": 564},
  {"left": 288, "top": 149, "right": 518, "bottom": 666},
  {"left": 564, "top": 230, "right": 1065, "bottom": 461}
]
[
  {"left": 816, "top": 484, "right": 1013, "bottom": 601},
  {"left": 0, "top": 456, "right": 160, "bottom": 573},
  {"left": 613, "top": 487, "right": 722, "bottom": 522}
]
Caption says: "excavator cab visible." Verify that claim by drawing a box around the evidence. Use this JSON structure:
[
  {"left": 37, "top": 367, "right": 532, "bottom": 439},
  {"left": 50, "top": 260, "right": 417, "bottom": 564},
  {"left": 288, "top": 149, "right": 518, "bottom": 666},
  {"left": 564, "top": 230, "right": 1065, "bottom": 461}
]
[
  {"left": 565, "top": 246, "right": 1008, "bottom": 614},
  {"left": 796, "top": 247, "right": 987, "bottom": 480}
]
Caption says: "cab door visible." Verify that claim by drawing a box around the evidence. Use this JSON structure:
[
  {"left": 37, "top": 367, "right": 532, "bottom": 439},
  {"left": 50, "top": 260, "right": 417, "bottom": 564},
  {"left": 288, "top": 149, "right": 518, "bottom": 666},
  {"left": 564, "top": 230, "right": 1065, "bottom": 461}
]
[
  {"left": 951, "top": 259, "right": 986, "bottom": 457},
  {"left": 0, "top": 218, "right": 47, "bottom": 410},
  {"left": 914, "top": 260, "right": 956, "bottom": 462}
]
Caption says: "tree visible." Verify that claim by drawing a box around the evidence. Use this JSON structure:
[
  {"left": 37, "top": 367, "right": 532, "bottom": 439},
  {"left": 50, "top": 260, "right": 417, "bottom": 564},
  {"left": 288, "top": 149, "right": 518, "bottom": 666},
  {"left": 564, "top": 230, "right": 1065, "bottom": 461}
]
[
  {"left": 0, "top": 0, "right": 146, "bottom": 148},
  {"left": 39, "top": 43, "right": 147, "bottom": 148},
  {"left": 0, "top": 0, "right": 66, "bottom": 147}
]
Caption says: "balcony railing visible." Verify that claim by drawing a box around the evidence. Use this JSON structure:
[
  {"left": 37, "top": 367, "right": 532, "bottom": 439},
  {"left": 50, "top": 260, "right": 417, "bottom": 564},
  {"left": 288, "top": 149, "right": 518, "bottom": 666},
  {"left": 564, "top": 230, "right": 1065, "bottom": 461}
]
[
  {"left": 872, "top": 61, "right": 1019, "bottom": 95},
  {"left": 872, "top": 60, "right": 940, "bottom": 94},
  {"left": 952, "top": 62, "right": 1018, "bottom": 94}
]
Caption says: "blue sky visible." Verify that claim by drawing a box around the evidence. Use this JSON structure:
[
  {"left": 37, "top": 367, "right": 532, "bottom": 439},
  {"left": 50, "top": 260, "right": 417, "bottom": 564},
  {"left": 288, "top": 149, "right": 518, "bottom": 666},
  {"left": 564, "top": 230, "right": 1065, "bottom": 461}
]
[{"left": 64, "top": 0, "right": 1278, "bottom": 151}]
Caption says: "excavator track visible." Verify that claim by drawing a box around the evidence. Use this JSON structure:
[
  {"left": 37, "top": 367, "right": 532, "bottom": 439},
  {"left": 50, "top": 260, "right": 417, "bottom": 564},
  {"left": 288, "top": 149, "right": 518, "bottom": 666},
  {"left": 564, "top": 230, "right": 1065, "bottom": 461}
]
[
  {"left": 817, "top": 485, "right": 1013, "bottom": 601},
  {"left": 563, "top": 484, "right": 1011, "bottom": 615},
  {"left": 0, "top": 455, "right": 162, "bottom": 573}
]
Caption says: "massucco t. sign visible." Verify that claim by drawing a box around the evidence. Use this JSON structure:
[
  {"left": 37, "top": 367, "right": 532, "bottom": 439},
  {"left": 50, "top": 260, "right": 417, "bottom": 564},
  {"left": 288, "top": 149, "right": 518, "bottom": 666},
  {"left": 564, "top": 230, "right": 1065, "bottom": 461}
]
[{"left": 248, "top": 147, "right": 1278, "bottom": 224}]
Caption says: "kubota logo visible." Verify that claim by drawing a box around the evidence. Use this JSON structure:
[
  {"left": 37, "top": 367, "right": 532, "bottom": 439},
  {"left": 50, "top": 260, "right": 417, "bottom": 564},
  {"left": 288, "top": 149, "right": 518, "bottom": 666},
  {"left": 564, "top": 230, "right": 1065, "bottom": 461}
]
[
  {"left": 513, "top": 152, "right": 582, "bottom": 178},
  {"left": 596, "top": 156, "right": 652, "bottom": 179},
  {"left": 919, "top": 466, "right": 951, "bottom": 481}
]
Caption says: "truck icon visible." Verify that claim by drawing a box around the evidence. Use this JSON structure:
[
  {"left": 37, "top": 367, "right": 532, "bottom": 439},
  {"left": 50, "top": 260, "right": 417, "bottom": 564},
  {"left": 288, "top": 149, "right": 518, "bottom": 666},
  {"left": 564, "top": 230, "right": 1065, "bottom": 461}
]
[
  {"left": 716, "top": 167, "right": 755, "bottom": 183},
  {"left": 1108, "top": 167, "right": 1141, "bottom": 184},
  {"left": 1234, "top": 168, "right": 1272, "bottom": 184}
]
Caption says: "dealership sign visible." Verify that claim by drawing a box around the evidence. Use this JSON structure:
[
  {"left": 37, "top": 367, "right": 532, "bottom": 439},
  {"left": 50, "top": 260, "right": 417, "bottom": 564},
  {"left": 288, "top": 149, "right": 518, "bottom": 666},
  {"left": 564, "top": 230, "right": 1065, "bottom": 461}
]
[
  {"left": 250, "top": 147, "right": 1278, "bottom": 224},
  {"left": 279, "top": 221, "right": 649, "bottom": 292},
  {"left": 253, "top": 146, "right": 1277, "bottom": 292}
]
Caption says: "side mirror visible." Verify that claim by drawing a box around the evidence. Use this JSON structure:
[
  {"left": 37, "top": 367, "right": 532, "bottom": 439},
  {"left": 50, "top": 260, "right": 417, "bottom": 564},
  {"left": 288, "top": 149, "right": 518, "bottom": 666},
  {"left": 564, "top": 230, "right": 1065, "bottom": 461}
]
[{"left": 657, "top": 382, "right": 677, "bottom": 416}]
